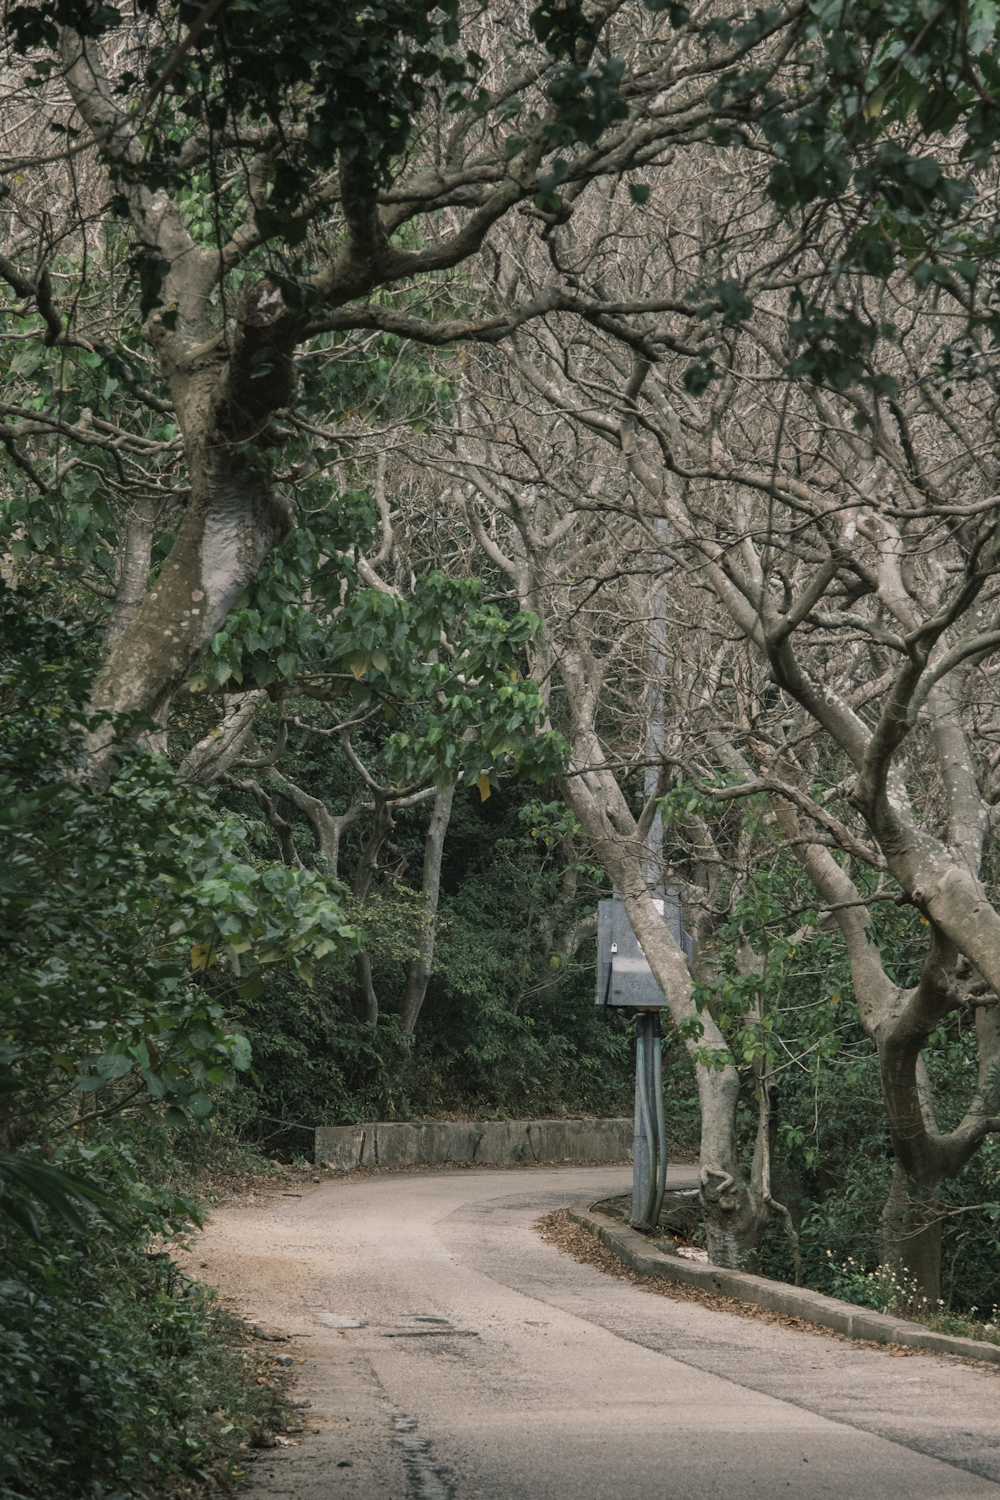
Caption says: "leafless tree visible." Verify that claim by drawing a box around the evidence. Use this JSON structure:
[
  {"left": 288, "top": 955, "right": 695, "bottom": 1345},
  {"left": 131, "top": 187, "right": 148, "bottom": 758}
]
[{"left": 422, "top": 148, "right": 1000, "bottom": 1292}]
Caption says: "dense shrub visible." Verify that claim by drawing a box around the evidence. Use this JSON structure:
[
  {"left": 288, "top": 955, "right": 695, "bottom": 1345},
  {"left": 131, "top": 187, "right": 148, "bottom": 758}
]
[
  {"left": 0, "top": 1176, "right": 291, "bottom": 1499},
  {"left": 206, "top": 775, "right": 640, "bottom": 1134},
  {"left": 211, "top": 956, "right": 635, "bottom": 1138}
]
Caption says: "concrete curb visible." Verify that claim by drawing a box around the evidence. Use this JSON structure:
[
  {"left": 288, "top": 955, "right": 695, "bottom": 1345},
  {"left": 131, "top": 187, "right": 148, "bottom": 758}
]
[
  {"left": 568, "top": 1199, "right": 1000, "bottom": 1367},
  {"left": 314, "top": 1117, "right": 633, "bottom": 1171}
]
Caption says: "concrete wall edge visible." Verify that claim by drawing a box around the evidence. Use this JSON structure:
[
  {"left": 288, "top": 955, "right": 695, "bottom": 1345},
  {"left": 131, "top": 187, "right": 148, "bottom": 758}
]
[
  {"left": 314, "top": 1117, "right": 634, "bottom": 1171},
  {"left": 567, "top": 1199, "right": 1000, "bottom": 1368}
]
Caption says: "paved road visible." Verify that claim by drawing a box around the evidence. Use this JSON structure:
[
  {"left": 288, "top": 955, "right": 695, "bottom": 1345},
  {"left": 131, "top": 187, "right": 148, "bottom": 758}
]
[{"left": 193, "top": 1166, "right": 1000, "bottom": 1499}]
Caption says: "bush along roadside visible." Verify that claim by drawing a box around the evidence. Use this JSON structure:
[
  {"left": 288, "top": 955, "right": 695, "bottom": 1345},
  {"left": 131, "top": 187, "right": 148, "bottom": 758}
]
[
  {"left": 0, "top": 588, "right": 354, "bottom": 1496},
  {"left": 0, "top": 1161, "right": 296, "bottom": 1499},
  {"left": 821, "top": 1254, "right": 1000, "bottom": 1347}
]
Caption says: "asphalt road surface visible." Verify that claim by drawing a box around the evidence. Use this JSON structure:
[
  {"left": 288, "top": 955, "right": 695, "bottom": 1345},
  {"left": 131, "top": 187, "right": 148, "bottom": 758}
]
[{"left": 191, "top": 1165, "right": 1000, "bottom": 1500}]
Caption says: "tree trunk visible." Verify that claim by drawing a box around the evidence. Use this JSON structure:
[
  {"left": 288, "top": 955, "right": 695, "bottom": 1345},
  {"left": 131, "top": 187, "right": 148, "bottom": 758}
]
[
  {"left": 221, "top": 775, "right": 301, "bottom": 867},
  {"left": 563, "top": 749, "right": 770, "bottom": 1267},
  {"left": 355, "top": 951, "right": 379, "bottom": 1027},
  {"left": 266, "top": 769, "right": 368, "bottom": 880},
  {"left": 105, "top": 492, "right": 159, "bottom": 653},
  {"left": 874, "top": 1031, "right": 961, "bottom": 1303},
  {"left": 86, "top": 440, "right": 292, "bottom": 782},
  {"left": 400, "top": 783, "right": 456, "bottom": 1035},
  {"left": 178, "top": 691, "right": 271, "bottom": 783},
  {"left": 766, "top": 776, "right": 997, "bottom": 1303},
  {"left": 880, "top": 1164, "right": 942, "bottom": 1303},
  {"left": 868, "top": 936, "right": 1000, "bottom": 1300},
  {"left": 350, "top": 796, "right": 396, "bottom": 1026}
]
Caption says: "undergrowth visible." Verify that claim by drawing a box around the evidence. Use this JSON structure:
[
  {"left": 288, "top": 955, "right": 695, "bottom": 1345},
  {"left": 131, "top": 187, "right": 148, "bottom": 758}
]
[
  {"left": 822, "top": 1254, "right": 1000, "bottom": 1343},
  {"left": 0, "top": 1166, "right": 294, "bottom": 1499}
]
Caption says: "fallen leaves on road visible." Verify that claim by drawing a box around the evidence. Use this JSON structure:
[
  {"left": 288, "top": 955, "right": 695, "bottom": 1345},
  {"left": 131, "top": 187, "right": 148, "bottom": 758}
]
[{"left": 534, "top": 1210, "right": 999, "bottom": 1372}]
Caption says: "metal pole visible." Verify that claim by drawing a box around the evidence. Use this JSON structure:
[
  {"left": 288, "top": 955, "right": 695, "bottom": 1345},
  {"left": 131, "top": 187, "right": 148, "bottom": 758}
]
[
  {"left": 633, "top": 520, "right": 671, "bottom": 1229},
  {"left": 631, "top": 1010, "right": 657, "bottom": 1224},
  {"left": 651, "top": 1009, "right": 668, "bottom": 1226}
]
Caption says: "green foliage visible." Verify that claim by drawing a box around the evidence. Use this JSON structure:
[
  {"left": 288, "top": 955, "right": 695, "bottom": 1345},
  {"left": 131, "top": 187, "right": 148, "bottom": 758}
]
[
  {"left": 0, "top": 299, "right": 182, "bottom": 588},
  {"left": 823, "top": 1254, "right": 936, "bottom": 1317},
  {"left": 419, "top": 935, "right": 632, "bottom": 1122},
  {"left": 0, "top": 1216, "right": 292, "bottom": 1498},
  {"left": 203, "top": 555, "right": 567, "bottom": 791},
  {"left": 656, "top": 774, "right": 1000, "bottom": 1312},
  {"left": 762, "top": 0, "right": 993, "bottom": 220},
  {"left": 0, "top": 583, "right": 362, "bottom": 1159},
  {"left": 225, "top": 952, "right": 634, "bottom": 1132},
  {"left": 206, "top": 783, "right": 633, "bottom": 1132},
  {"left": 764, "top": 2, "right": 1000, "bottom": 390},
  {"left": 0, "top": 1154, "right": 119, "bottom": 1241},
  {"left": 651, "top": 2, "right": 1000, "bottom": 398},
  {"left": 6, "top": 0, "right": 643, "bottom": 250},
  {"left": 222, "top": 974, "right": 420, "bottom": 1132},
  {"left": 10, "top": 1, "right": 475, "bottom": 214},
  {"left": 0, "top": 586, "right": 318, "bottom": 1496}
]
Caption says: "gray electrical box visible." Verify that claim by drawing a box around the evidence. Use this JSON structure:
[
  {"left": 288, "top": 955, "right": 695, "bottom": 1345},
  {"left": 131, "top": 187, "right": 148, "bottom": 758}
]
[{"left": 595, "top": 893, "right": 692, "bottom": 1008}]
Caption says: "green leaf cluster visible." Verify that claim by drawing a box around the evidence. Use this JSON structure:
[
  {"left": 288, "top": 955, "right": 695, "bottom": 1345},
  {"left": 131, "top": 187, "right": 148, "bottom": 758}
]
[
  {"left": 205, "top": 555, "right": 567, "bottom": 792},
  {"left": 0, "top": 1205, "right": 293, "bottom": 1497},
  {"left": 0, "top": 582, "right": 362, "bottom": 1149}
]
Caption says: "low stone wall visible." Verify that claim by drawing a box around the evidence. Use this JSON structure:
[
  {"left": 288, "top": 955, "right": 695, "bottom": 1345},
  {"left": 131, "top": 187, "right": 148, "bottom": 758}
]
[
  {"left": 313, "top": 1117, "right": 633, "bottom": 1172},
  {"left": 569, "top": 1198, "right": 1000, "bottom": 1367}
]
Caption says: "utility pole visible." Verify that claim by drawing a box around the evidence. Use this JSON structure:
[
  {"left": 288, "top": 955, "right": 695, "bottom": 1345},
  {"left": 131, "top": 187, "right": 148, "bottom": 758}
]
[{"left": 596, "top": 523, "right": 690, "bottom": 1229}]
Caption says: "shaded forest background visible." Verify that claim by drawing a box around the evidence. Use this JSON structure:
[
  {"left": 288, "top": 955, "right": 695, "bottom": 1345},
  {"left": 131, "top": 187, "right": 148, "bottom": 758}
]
[{"left": 5, "top": 1, "right": 1000, "bottom": 1494}]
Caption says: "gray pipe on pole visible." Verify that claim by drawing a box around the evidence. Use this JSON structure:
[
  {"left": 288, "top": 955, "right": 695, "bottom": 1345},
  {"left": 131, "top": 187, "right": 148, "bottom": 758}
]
[{"left": 631, "top": 1011, "right": 658, "bottom": 1225}]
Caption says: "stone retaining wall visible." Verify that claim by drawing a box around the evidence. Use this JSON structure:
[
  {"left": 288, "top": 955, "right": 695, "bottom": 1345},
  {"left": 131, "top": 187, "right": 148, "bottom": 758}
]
[{"left": 313, "top": 1117, "right": 632, "bottom": 1171}]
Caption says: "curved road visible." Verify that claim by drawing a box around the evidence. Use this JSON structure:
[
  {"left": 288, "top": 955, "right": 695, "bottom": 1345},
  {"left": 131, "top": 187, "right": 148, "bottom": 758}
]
[{"left": 192, "top": 1166, "right": 1000, "bottom": 1499}]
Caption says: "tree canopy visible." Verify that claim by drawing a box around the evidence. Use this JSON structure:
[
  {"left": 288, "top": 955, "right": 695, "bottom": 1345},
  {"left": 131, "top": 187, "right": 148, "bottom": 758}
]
[{"left": 6, "top": 0, "right": 1000, "bottom": 1329}]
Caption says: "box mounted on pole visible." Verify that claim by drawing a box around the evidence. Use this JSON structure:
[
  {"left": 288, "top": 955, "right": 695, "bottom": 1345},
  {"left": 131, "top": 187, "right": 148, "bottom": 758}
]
[
  {"left": 595, "top": 890, "right": 692, "bottom": 1229},
  {"left": 595, "top": 893, "right": 691, "bottom": 1009}
]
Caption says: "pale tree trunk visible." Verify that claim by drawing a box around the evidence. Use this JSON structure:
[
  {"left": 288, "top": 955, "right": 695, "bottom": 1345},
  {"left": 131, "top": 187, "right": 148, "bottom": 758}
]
[
  {"left": 683, "top": 546, "right": 1000, "bottom": 1302},
  {"left": 762, "top": 757, "right": 1000, "bottom": 1300},
  {"left": 400, "top": 783, "right": 456, "bottom": 1035},
  {"left": 610, "top": 366, "right": 1000, "bottom": 1299},
  {"left": 881, "top": 1166, "right": 941, "bottom": 1301},
  {"left": 753, "top": 1055, "right": 802, "bottom": 1284},
  {"left": 770, "top": 655, "right": 1000, "bottom": 1302},
  {"left": 873, "top": 978, "right": 1000, "bottom": 1293},
  {"left": 265, "top": 770, "right": 368, "bottom": 880},
  {"left": 734, "top": 937, "right": 803, "bottom": 1280},
  {"left": 84, "top": 401, "right": 293, "bottom": 778},
  {"left": 178, "top": 691, "right": 271, "bottom": 783},
  {"left": 354, "top": 952, "right": 380, "bottom": 1029},
  {"left": 106, "top": 492, "right": 171, "bottom": 754},
  {"left": 105, "top": 492, "right": 160, "bottom": 654},
  {"left": 563, "top": 723, "right": 770, "bottom": 1267},
  {"left": 262, "top": 772, "right": 383, "bottom": 1025},
  {"left": 449, "top": 387, "right": 773, "bottom": 1266},
  {"left": 202, "top": 712, "right": 446, "bottom": 1029},
  {"left": 220, "top": 774, "right": 302, "bottom": 868},
  {"left": 60, "top": 11, "right": 629, "bottom": 781},
  {"left": 59, "top": 30, "right": 303, "bottom": 780},
  {"left": 451, "top": 202, "right": 1000, "bottom": 1301}
]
